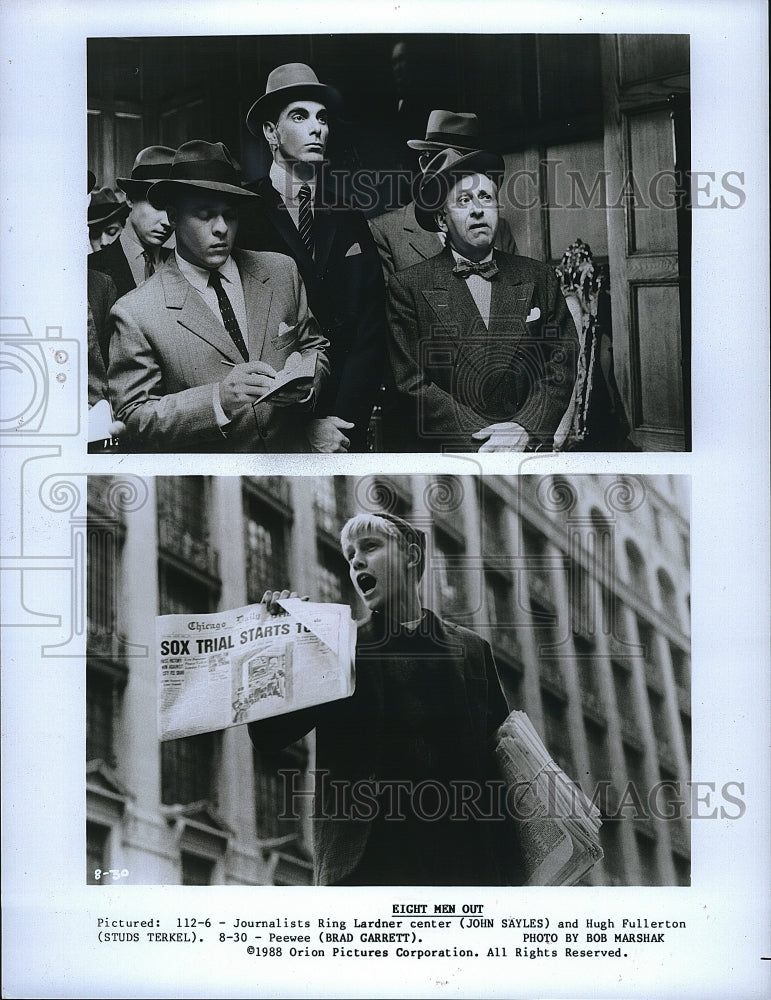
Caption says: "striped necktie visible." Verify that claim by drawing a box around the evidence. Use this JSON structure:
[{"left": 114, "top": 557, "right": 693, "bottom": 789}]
[
  {"left": 297, "top": 183, "right": 314, "bottom": 258},
  {"left": 208, "top": 270, "right": 248, "bottom": 361}
]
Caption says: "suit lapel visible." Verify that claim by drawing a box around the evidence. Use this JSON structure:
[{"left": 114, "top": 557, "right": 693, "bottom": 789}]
[
  {"left": 421, "top": 248, "right": 489, "bottom": 349},
  {"left": 233, "top": 250, "right": 274, "bottom": 360},
  {"left": 161, "top": 256, "right": 243, "bottom": 365},
  {"left": 488, "top": 252, "right": 533, "bottom": 342},
  {"left": 404, "top": 202, "right": 443, "bottom": 263}
]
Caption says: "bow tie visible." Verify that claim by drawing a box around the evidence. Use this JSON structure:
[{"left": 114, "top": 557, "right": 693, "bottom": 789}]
[{"left": 452, "top": 258, "right": 499, "bottom": 280}]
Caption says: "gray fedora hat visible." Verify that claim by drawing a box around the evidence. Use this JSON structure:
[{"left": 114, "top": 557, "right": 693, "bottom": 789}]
[
  {"left": 407, "top": 110, "right": 482, "bottom": 154},
  {"left": 88, "top": 187, "right": 130, "bottom": 227},
  {"left": 245, "top": 62, "right": 342, "bottom": 135},
  {"left": 117, "top": 145, "right": 177, "bottom": 197},
  {"left": 147, "top": 140, "right": 257, "bottom": 207},
  {"left": 414, "top": 147, "right": 505, "bottom": 232}
]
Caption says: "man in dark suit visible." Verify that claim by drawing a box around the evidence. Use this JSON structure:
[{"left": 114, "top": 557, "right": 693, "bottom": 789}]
[
  {"left": 239, "top": 63, "right": 388, "bottom": 453},
  {"left": 249, "top": 511, "right": 514, "bottom": 886},
  {"left": 107, "top": 140, "right": 329, "bottom": 454},
  {"left": 369, "top": 110, "right": 518, "bottom": 278},
  {"left": 387, "top": 148, "right": 579, "bottom": 452},
  {"left": 88, "top": 146, "right": 176, "bottom": 299},
  {"left": 87, "top": 187, "right": 129, "bottom": 254}
]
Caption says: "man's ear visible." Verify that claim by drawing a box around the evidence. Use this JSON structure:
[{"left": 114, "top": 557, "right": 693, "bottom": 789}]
[
  {"left": 263, "top": 120, "right": 278, "bottom": 151},
  {"left": 435, "top": 209, "right": 448, "bottom": 234},
  {"left": 405, "top": 541, "right": 422, "bottom": 572}
]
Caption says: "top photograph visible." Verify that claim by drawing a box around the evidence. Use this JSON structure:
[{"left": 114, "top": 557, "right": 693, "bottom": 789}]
[{"left": 86, "top": 33, "right": 691, "bottom": 455}]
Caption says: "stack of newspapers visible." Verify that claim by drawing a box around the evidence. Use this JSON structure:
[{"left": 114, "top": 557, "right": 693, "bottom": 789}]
[{"left": 494, "top": 710, "right": 604, "bottom": 886}]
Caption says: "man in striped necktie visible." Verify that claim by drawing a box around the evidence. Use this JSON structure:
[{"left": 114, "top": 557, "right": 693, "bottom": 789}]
[{"left": 238, "top": 63, "right": 388, "bottom": 453}]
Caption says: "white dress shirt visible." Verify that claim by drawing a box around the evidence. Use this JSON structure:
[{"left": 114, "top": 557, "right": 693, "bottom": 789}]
[
  {"left": 269, "top": 161, "right": 317, "bottom": 229},
  {"left": 175, "top": 251, "right": 249, "bottom": 430},
  {"left": 449, "top": 247, "right": 494, "bottom": 328}
]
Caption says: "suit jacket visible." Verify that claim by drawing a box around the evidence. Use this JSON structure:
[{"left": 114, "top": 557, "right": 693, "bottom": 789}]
[
  {"left": 237, "top": 176, "right": 387, "bottom": 451},
  {"left": 87, "top": 270, "right": 118, "bottom": 407},
  {"left": 88, "top": 234, "right": 173, "bottom": 299},
  {"left": 107, "top": 249, "right": 329, "bottom": 453},
  {"left": 386, "top": 247, "right": 579, "bottom": 452},
  {"left": 369, "top": 200, "right": 518, "bottom": 278},
  {"left": 249, "top": 609, "right": 512, "bottom": 886}
]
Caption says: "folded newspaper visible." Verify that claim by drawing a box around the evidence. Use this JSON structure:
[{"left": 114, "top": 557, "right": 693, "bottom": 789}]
[
  {"left": 157, "top": 599, "right": 356, "bottom": 741},
  {"left": 494, "top": 710, "right": 604, "bottom": 886}
]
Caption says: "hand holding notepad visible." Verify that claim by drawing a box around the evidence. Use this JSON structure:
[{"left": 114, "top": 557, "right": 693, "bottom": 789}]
[{"left": 254, "top": 351, "right": 317, "bottom": 404}]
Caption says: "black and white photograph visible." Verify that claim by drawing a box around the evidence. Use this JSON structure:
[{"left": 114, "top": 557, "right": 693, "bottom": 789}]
[
  {"left": 86, "top": 32, "right": 691, "bottom": 456},
  {"left": 1, "top": 1, "right": 769, "bottom": 998},
  {"left": 86, "top": 473, "right": 691, "bottom": 888}
]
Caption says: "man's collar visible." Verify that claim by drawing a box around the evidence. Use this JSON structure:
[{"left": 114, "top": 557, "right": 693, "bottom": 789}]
[
  {"left": 270, "top": 160, "right": 317, "bottom": 202},
  {"left": 449, "top": 246, "right": 494, "bottom": 266},
  {"left": 120, "top": 221, "right": 145, "bottom": 260},
  {"left": 175, "top": 249, "right": 238, "bottom": 292}
]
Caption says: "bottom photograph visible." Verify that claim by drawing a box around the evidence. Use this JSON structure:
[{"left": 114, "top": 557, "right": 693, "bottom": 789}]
[{"left": 86, "top": 473, "right": 691, "bottom": 888}]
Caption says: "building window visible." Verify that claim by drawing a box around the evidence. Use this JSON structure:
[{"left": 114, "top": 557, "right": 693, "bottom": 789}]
[
  {"left": 253, "top": 742, "right": 309, "bottom": 854},
  {"left": 612, "top": 660, "right": 639, "bottom": 743},
  {"left": 635, "top": 616, "right": 660, "bottom": 686},
  {"left": 669, "top": 643, "right": 690, "bottom": 690},
  {"left": 244, "top": 497, "right": 289, "bottom": 604},
  {"left": 161, "top": 732, "right": 218, "bottom": 806},
  {"left": 181, "top": 852, "right": 214, "bottom": 886},
  {"left": 584, "top": 719, "right": 610, "bottom": 793},
  {"left": 635, "top": 830, "right": 660, "bottom": 885},
  {"left": 432, "top": 527, "right": 468, "bottom": 617},
  {"left": 86, "top": 668, "right": 118, "bottom": 766},
  {"left": 316, "top": 540, "right": 352, "bottom": 605},
  {"left": 657, "top": 569, "right": 680, "bottom": 627},
  {"left": 625, "top": 539, "right": 649, "bottom": 599},
  {"left": 522, "top": 520, "right": 554, "bottom": 608},
  {"left": 86, "top": 821, "right": 110, "bottom": 886},
  {"left": 569, "top": 559, "right": 594, "bottom": 638},
  {"left": 314, "top": 478, "right": 349, "bottom": 537},
  {"left": 541, "top": 692, "right": 574, "bottom": 775},
  {"left": 157, "top": 477, "right": 219, "bottom": 578},
  {"left": 484, "top": 569, "right": 519, "bottom": 658},
  {"left": 599, "top": 820, "right": 625, "bottom": 885}
]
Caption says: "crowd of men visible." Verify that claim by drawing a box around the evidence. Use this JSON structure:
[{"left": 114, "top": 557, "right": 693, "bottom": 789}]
[{"left": 87, "top": 62, "right": 579, "bottom": 454}]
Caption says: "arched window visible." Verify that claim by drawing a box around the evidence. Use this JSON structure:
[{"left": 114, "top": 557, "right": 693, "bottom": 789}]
[
  {"left": 625, "top": 539, "right": 648, "bottom": 598},
  {"left": 657, "top": 568, "right": 680, "bottom": 627}
]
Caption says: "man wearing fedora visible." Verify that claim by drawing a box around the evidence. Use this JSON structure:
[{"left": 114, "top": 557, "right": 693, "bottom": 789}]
[
  {"left": 369, "top": 110, "right": 518, "bottom": 278},
  {"left": 87, "top": 187, "right": 129, "bottom": 254},
  {"left": 386, "top": 148, "right": 578, "bottom": 453},
  {"left": 238, "top": 62, "right": 387, "bottom": 454},
  {"left": 107, "top": 140, "right": 330, "bottom": 454},
  {"left": 88, "top": 146, "right": 176, "bottom": 299}
]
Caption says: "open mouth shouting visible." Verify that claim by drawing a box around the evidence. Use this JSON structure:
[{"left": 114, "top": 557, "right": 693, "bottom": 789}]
[{"left": 356, "top": 572, "right": 377, "bottom": 599}]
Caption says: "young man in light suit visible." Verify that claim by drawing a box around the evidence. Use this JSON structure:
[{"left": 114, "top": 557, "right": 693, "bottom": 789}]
[
  {"left": 238, "top": 63, "right": 388, "bottom": 453},
  {"left": 368, "top": 110, "right": 518, "bottom": 278},
  {"left": 386, "top": 148, "right": 579, "bottom": 453},
  {"left": 107, "top": 140, "right": 329, "bottom": 454}
]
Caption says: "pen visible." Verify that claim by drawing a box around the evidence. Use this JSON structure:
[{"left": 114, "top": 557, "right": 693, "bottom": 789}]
[{"left": 221, "top": 360, "right": 236, "bottom": 367}]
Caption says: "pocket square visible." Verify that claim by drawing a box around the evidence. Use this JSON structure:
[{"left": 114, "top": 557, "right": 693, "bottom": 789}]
[
  {"left": 277, "top": 322, "right": 297, "bottom": 337},
  {"left": 526, "top": 306, "right": 541, "bottom": 322},
  {"left": 345, "top": 242, "right": 362, "bottom": 257}
]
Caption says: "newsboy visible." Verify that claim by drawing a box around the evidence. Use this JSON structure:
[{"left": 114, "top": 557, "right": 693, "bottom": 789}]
[
  {"left": 107, "top": 140, "right": 329, "bottom": 453},
  {"left": 386, "top": 148, "right": 579, "bottom": 452},
  {"left": 249, "top": 511, "right": 513, "bottom": 886},
  {"left": 239, "top": 63, "right": 387, "bottom": 453}
]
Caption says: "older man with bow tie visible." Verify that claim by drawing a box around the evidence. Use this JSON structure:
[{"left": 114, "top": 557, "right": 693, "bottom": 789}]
[{"left": 386, "top": 147, "right": 579, "bottom": 453}]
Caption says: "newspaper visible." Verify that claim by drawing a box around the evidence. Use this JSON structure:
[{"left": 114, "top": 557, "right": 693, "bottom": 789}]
[
  {"left": 157, "top": 598, "right": 356, "bottom": 741},
  {"left": 494, "top": 710, "right": 604, "bottom": 886}
]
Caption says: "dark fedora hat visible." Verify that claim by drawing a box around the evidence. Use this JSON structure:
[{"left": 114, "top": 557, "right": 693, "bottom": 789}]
[
  {"left": 147, "top": 140, "right": 257, "bottom": 207},
  {"left": 245, "top": 62, "right": 342, "bottom": 135},
  {"left": 87, "top": 187, "right": 130, "bottom": 227},
  {"left": 117, "top": 146, "right": 176, "bottom": 197},
  {"left": 413, "top": 147, "right": 505, "bottom": 232},
  {"left": 407, "top": 110, "right": 482, "bottom": 154},
  {"left": 87, "top": 169, "right": 96, "bottom": 193}
]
